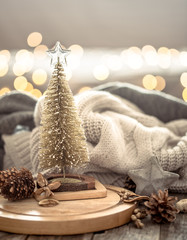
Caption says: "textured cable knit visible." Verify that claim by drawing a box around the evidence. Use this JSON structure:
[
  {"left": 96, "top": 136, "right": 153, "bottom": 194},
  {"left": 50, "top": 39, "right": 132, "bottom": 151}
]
[
  {"left": 2, "top": 89, "right": 187, "bottom": 192},
  {"left": 29, "top": 90, "right": 187, "bottom": 192}
]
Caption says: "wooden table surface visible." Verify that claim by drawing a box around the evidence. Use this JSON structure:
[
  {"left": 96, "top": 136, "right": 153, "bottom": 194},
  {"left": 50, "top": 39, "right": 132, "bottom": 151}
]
[{"left": 0, "top": 193, "right": 187, "bottom": 240}]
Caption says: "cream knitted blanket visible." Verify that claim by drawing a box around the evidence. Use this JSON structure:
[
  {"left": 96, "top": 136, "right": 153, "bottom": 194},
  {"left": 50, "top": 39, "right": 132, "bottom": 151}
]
[{"left": 29, "top": 90, "right": 187, "bottom": 192}]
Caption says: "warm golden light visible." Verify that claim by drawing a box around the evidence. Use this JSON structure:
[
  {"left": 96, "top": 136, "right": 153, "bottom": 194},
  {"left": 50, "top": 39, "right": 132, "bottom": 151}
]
[
  {"left": 155, "top": 76, "right": 166, "bottom": 91},
  {"left": 123, "top": 48, "right": 143, "bottom": 69},
  {"left": 66, "top": 69, "right": 72, "bottom": 81},
  {"left": 180, "top": 51, "right": 187, "bottom": 66},
  {"left": 69, "top": 44, "right": 84, "bottom": 58},
  {"left": 34, "top": 45, "right": 48, "bottom": 59},
  {"left": 0, "top": 50, "right": 10, "bottom": 62},
  {"left": 24, "top": 82, "right": 34, "bottom": 92},
  {"left": 107, "top": 55, "right": 122, "bottom": 71},
  {"left": 142, "top": 45, "right": 157, "bottom": 66},
  {"left": 157, "top": 47, "right": 171, "bottom": 69},
  {"left": 93, "top": 65, "right": 109, "bottom": 80},
  {"left": 15, "top": 50, "right": 34, "bottom": 72},
  {"left": 0, "top": 64, "right": 8, "bottom": 77},
  {"left": 32, "top": 69, "right": 47, "bottom": 85},
  {"left": 30, "top": 89, "right": 42, "bottom": 98},
  {"left": 180, "top": 72, "right": 187, "bottom": 88},
  {"left": 67, "top": 54, "right": 80, "bottom": 70},
  {"left": 27, "top": 32, "right": 42, "bottom": 47},
  {"left": 142, "top": 74, "right": 157, "bottom": 90},
  {"left": 78, "top": 86, "right": 91, "bottom": 93},
  {"left": 182, "top": 88, "right": 187, "bottom": 101},
  {"left": 14, "top": 76, "right": 28, "bottom": 91},
  {"left": 0, "top": 87, "right": 10, "bottom": 95},
  {"left": 170, "top": 48, "right": 179, "bottom": 57},
  {"left": 13, "top": 63, "right": 26, "bottom": 76}
]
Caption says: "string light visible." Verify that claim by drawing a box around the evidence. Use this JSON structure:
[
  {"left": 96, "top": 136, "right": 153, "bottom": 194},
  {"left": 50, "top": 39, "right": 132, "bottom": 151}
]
[
  {"left": 142, "top": 45, "right": 158, "bottom": 66},
  {"left": 27, "top": 32, "right": 42, "bottom": 47},
  {"left": 0, "top": 50, "right": 10, "bottom": 62},
  {"left": 69, "top": 44, "right": 84, "bottom": 58},
  {"left": 0, "top": 87, "right": 10, "bottom": 95},
  {"left": 157, "top": 47, "right": 171, "bottom": 69},
  {"left": 182, "top": 88, "right": 187, "bottom": 101},
  {"left": 24, "top": 82, "right": 34, "bottom": 92},
  {"left": 93, "top": 65, "right": 109, "bottom": 80},
  {"left": 180, "top": 51, "right": 187, "bottom": 66},
  {"left": 30, "top": 89, "right": 42, "bottom": 98},
  {"left": 106, "top": 55, "right": 122, "bottom": 71},
  {"left": 155, "top": 76, "right": 166, "bottom": 91},
  {"left": 180, "top": 72, "right": 187, "bottom": 88},
  {"left": 32, "top": 69, "right": 47, "bottom": 85},
  {"left": 78, "top": 86, "right": 91, "bottom": 93},
  {"left": 142, "top": 74, "right": 157, "bottom": 90},
  {"left": 34, "top": 45, "right": 48, "bottom": 59},
  {"left": 14, "top": 76, "right": 28, "bottom": 91}
]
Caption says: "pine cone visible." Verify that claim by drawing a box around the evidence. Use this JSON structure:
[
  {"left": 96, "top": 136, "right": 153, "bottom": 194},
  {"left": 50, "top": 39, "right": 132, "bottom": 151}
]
[
  {"left": 0, "top": 168, "right": 35, "bottom": 201},
  {"left": 124, "top": 176, "right": 136, "bottom": 192},
  {"left": 144, "top": 189, "right": 179, "bottom": 223},
  {"left": 0, "top": 167, "right": 19, "bottom": 188}
]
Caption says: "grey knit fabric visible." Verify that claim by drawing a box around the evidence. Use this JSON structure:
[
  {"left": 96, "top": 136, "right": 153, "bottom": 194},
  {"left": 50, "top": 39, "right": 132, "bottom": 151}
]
[
  {"left": 28, "top": 90, "right": 187, "bottom": 193},
  {"left": 0, "top": 91, "right": 37, "bottom": 169},
  {"left": 2, "top": 85, "right": 187, "bottom": 193},
  {"left": 93, "top": 82, "right": 187, "bottom": 123}
]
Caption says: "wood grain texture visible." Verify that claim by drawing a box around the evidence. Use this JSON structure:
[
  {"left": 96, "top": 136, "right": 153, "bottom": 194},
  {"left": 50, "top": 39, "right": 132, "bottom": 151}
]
[
  {"left": 52, "top": 180, "right": 107, "bottom": 201},
  {"left": 27, "top": 233, "right": 93, "bottom": 240},
  {"left": 0, "top": 231, "right": 27, "bottom": 240},
  {"left": 0, "top": 188, "right": 135, "bottom": 235},
  {"left": 93, "top": 215, "right": 160, "bottom": 240}
]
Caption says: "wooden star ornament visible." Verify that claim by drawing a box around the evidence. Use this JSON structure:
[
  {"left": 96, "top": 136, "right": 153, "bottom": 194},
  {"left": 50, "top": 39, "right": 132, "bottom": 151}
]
[{"left": 128, "top": 156, "right": 179, "bottom": 196}]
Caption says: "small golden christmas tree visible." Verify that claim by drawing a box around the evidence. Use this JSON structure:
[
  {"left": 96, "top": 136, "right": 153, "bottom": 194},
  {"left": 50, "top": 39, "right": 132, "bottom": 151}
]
[{"left": 38, "top": 42, "right": 89, "bottom": 176}]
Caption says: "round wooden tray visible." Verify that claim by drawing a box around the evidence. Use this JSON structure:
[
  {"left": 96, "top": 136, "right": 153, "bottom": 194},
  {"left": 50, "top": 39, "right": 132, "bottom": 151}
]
[{"left": 0, "top": 186, "right": 135, "bottom": 235}]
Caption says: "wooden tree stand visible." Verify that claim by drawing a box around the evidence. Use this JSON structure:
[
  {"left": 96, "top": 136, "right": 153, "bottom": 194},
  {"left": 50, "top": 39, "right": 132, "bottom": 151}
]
[{"left": 0, "top": 182, "right": 135, "bottom": 235}]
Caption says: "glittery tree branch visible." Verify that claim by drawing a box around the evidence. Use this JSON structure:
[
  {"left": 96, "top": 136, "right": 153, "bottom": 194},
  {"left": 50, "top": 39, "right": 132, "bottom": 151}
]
[{"left": 38, "top": 62, "right": 89, "bottom": 173}]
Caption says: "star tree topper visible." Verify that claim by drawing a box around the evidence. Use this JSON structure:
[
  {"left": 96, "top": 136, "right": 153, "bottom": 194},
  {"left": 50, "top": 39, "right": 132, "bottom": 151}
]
[
  {"left": 47, "top": 41, "right": 70, "bottom": 66},
  {"left": 128, "top": 156, "right": 179, "bottom": 196}
]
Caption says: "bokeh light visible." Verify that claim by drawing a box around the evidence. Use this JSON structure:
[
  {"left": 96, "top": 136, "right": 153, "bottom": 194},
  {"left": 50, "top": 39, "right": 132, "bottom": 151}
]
[
  {"left": 142, "top": 45, "right": 158, "bottom": 66},
  {"left": 157, "top": 47, "right": 171, "bottom": 69},
  {"left": 142, "top": 74, "right": 157, "bottom": 90},
  {"left": 180, "top": 51, "right": 187, "bottom": 66},
  {"left": 24, "top": 82, "right": 34, "bottom": 92},
  {"left": 155, "top": 76, "right": 166, "bottom": 91},
  {"left": 15, "top": 49, "right": 34, "bottom": 72},
  {"left": 27, "top": 32, "right": 42, "bottom": 47},
  {"left": 93, "top": 65, "right": 109, "bottom": 80},
  {"left": 0, "top": 50, "right": 11, "bottom": 62},
  {"left": 13, "top": 62, "right": 26, "bottom": 76},
  {"left": 66, "top": 69, "right": 72, "bottom": 81},
  {"left": 107, "top": 55, "right": 122, "bottom": 71},
  {"left": 180, "top": 72, "right": 187, "bottom": 87},
  {"left": 69, "top": 44, "right": 84, "bottom": 58},
  {"left": 14, "top": 76, "right": 28, "bottom": 90},
  {"left": 122, "top": 47, "right": 143, "bottom": 69},
  {"left": 0, "top": 63, "right": 8, "bottom": 77},
  {"left": 67, "top": 55, "right": 81, "bottom": 70},
  {"left": 182, "top": 88, "right": 187, "bottom": 101},
  {"left": 0, "top": 87, "right": 10, "bottom": 95},
  {"left": 78, "top": 86, "right": 91, "bottom": 93},
  {"left": 30, "top": 89, "right": 42, "bottom": 98},
  {"left": 32, "top": 69, "right": 47, "bottom": 85},
  {"left": 34, "top": 45, "right": 48, "bottom": 59}
]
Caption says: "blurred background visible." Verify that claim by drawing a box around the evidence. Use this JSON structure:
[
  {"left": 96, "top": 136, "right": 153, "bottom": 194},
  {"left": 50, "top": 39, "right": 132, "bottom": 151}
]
[{"left": 0, "top": 0, "right": 187, "bottom": 99}]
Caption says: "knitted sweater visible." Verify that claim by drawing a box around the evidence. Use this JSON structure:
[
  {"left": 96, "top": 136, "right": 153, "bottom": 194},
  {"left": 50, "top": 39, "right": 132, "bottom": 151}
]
[
  {"left": 0, "top": 91, "right": 37, "bottom": 170},
  {"left": 2, "top": 85, "right": 187, "bottom": 193},
  {"left": 29, "top": 90, "right": 187, "bottom": 192}
]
